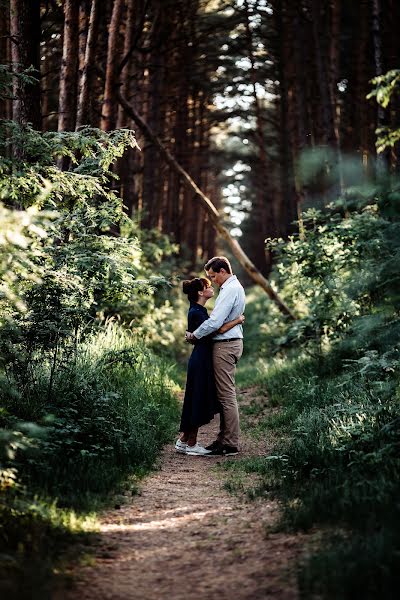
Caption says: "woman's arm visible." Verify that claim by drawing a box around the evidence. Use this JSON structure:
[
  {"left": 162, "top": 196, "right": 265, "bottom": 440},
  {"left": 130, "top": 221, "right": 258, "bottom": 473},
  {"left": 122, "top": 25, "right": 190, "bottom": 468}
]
[{"left": 218, "top": 314, "right": 245, "bottom": 334}]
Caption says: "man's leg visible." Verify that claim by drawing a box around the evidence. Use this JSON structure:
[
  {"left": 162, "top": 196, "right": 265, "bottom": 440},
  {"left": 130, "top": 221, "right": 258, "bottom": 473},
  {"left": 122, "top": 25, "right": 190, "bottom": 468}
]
[
  {"left": 213, "top": 340, "right": 243, "bottom": 448},
  {"left": 216, "top": 410, "right": 225, "bottom": 445}
]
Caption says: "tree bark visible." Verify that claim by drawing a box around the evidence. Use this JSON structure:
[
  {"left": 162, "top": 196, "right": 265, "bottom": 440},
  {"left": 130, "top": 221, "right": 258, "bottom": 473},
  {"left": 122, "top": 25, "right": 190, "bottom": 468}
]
[
  {"left": 371, "top": 0, "right": 388, "bottom": 173},
  {"left": 0, "top": 7, "right": 11, "bottom": 121},
  {"left": 117, "top": 0, "right": 135, "bottom": 129},
  {"left": 78, "top": 0, "right": 90, "bottom": 98},
  {"left": 58, "top": 0, "right": 79, "bottom": 131},
  {"left": 274, "top": 0, "right": 298, "bottom": 235},
  {"left": 243, "top": 0, "right": 271, "bottom": 273},
  {"left": 117, "top": 90, "right": 296, "bottom": 319},
  {"left": 329, "top": 0, "right": 342, "bottom": 186},
  {"left": 141, "top": 3, "right": 166, "bottom": 229},
  {"left": 101, "top": 0, "right": 124, "bottom": 131},
  {"left": 353, "top": 0, "right": 374, "bottom": 173},
  {"left": 76, "top": 0, "right": 100, "bottom": 129},
  {"left": 10, "top": 0, "right": 41, "bottom": 128}
]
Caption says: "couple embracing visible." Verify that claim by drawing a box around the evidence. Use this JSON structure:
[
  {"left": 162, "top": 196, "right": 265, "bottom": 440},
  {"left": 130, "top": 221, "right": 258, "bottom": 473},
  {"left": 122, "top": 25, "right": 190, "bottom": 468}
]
[{"left": 176, "top": 256, "right": 246, "bottom": 457}]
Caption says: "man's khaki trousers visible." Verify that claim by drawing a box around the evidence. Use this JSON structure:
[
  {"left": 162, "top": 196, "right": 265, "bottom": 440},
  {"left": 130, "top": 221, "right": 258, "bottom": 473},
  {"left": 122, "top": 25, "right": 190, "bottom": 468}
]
[{"left": 212, "top": 339, "right": 243, "bottom": 448}]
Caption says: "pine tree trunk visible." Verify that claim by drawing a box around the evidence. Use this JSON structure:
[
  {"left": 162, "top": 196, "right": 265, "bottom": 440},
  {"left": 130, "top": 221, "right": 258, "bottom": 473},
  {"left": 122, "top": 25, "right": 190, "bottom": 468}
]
[
  {"left": 141, "top": 3, "right": 169, "bottom": 230},
  {"left": 387, "top": 0, "right": 400, "bottom": 170},
  {"left": 329, "top": 0, "right": 342, "bottom": 181},
  {"left": 243, "top": 0, "right": 271, "bottom": 273},
  {"left": 10, "top": 0, "right": 41, "bottom": 128},
  {"left": 58, "top": 0, "right": 79, "bottom": 131},
  {"left": 117, "top": 0, "right": 135, "bottom": 129},
  {"left": 76, "top": 0, "right": 100, "bottom": 129},
  {"left": 309, "top": 0, "right": 342, "bottom": 197},
  {"left": 101, "top": 0, "right": 124, "bottom": 131},
  {"left": 0, "top": 7, "right": 11, "bottom": 120},
  {"left": 291, "top": 2, "right": 311, "bottom": 216},
  {"left": 41, "top": 44, "right": 50, "bottom": 131},
  {"left": 372, "top": 0, "right": 388, "bottom": 172},
  {"left": 354, "top": 0, "right": 374, "bottom": 173},
  {"left": 115, "top": 0, "right": 138, "bottom": 217},
  {"left": 78, "top": 0, "right": 90, "bottom": 92},
  {"left": 274, "top": 0, "right": 298, "bottom": 236}
]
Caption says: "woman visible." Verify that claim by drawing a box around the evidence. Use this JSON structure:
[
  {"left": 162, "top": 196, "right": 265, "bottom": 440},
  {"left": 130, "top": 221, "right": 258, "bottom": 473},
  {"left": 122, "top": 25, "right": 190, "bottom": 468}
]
[{"left": 176, "top": 277, "right": 245, "bottom": 456}]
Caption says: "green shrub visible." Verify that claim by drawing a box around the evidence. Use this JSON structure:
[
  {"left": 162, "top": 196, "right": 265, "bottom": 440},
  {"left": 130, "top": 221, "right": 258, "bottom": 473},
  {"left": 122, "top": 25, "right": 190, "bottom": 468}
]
[
  {"left": 1, "top": 322, "right": 179, "bottom": 506},
  {"left": 0, "top": 114, "right": 183, "bottom": 596},
  {"left": 299, "top": 529, "right": 400, "bottom": 600}
]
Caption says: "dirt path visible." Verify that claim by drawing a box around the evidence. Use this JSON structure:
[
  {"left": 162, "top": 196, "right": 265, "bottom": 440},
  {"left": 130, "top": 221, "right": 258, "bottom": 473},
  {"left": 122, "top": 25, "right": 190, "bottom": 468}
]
[{"left": 56, "top": 389, "right": 304, "bottom": 600}]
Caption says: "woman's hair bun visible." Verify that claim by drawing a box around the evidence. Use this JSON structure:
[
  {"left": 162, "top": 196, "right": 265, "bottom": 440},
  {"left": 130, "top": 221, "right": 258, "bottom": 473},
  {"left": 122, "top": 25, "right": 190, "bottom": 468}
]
[
  {"left": 182, "top": 277, "right": 210, "bottom": 302},
  {"left": 182, "top": 280, "right": 192, "bottom": 294}
]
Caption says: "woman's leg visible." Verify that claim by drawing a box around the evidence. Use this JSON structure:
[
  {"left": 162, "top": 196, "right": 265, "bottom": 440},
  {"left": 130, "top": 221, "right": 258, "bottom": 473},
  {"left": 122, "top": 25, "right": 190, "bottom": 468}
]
[{"left": 181, "top": 427, "right": 198, "bottom": 446}]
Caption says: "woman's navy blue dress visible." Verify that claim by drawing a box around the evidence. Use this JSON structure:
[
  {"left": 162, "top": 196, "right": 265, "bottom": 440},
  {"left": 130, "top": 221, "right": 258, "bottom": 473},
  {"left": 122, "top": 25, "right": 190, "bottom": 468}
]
[{"left": 180, "top": 302, "right": 220, "bottom": 431}]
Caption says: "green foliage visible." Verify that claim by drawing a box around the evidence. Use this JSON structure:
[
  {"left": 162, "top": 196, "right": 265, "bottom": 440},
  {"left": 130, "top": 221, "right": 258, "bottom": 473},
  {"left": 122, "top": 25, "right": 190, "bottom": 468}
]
[
  {"left": 0, "top": 203, "right": 52, "bottom": 312},
  {"left": 0, "top": 490, "right": 96, "bottom": 600},
  {"left": 1, "top": 322, "right": 179, "bottom": 506},
  {"left": 368, "top": 69, "right": 400, "bottom": 109},
  {"left": 299, "top": 529, "right": 400, "bottom": 600},
  {"left": 237, "top": 106, "right": 400, "bottom": 596},
  {"left": 0, "top": 64, "right": 38, "bottom": 102},
  {"left": 368, "top": 69, "right": 400, "bottom": 153},
  {"left": 267, "top": 184, "right": 400, "bottom": 361},
  {"left": 232, "top": 351, "right": 400, "bottom": 598},
  {"left": 0, "top": 116, "right": 182, "bottom": 596}
]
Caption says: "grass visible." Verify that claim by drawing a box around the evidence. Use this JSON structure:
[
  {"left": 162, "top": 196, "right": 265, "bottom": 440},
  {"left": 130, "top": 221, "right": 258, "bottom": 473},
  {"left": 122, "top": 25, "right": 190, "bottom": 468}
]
[
  {"left": 1, "top": 323, "right": 180, "bottom": 506},
  {"left": 233, "top": 356, "right": 400, "bottom": 597},
  {"left": 225, "top": 287, "right": 400, "bottom": 598},
  {"left": 0, "top": 321, "right": 181, "bottom": 596},
  {"left": 0, "top": 491, "right": 98, "bottom": 600}
]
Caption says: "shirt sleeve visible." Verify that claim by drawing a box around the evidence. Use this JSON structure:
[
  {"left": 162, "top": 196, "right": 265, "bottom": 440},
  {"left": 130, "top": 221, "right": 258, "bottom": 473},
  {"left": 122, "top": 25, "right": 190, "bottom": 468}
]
[{"left": 193, "top": 290, "right": 235, "bottom": 339}]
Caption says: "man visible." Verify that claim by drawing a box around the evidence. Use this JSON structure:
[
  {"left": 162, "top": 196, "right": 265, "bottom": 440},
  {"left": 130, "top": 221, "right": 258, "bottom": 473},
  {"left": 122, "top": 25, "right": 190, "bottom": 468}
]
[{"left": 185, "top": 256, "right": 245, "bottom": 456}]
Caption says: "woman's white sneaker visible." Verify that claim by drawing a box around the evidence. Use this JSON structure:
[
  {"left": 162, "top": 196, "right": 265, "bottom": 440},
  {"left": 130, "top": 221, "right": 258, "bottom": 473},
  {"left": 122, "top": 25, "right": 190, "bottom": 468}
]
[
  {"left": 186, "top": 443, "right": 212, "bottom": 456},
  {"left": 175, "top": 439, "right": 187, "bottom": 453}
]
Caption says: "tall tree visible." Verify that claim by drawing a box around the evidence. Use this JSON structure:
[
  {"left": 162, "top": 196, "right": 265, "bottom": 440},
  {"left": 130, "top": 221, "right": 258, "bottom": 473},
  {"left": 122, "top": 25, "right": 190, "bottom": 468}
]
[
  {"left": 371, "top": 0, "right": 387, "bottom": 172},
  {"left": 58, "top": 0, "right": 79, "bottom": 131},
  {"left": 273, "top": 0, "right": 298, "bottom": 234},
  {"left": 76, "top": 0, "right": 100, "bottom": 129},
  {"left": 0, "top": 5, "right": 11, "bottom": 120},
  {"left": 10, "top": 0, "right": 41, "bottom": 128},
  {"left": 101, "top": 0, "right": 124, "bottom": 131},
  {"left": 242, "top": 0, "right": 271, "bottom": 272}
]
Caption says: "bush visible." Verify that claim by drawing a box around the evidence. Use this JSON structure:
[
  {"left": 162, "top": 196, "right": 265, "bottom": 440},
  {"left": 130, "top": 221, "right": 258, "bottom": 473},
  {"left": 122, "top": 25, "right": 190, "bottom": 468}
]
[
  {"left": 1, "top": 322, "right": 180, "bottom": 506},
  {"left": 0, "top": 116, "right": 182, "bottom": 596}
]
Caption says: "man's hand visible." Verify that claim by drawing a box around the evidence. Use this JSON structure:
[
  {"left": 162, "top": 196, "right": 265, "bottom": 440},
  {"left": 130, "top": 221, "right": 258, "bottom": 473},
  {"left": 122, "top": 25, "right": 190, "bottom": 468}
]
[{"left": 185, "top": 331, "right": 196, "bottom": 344}]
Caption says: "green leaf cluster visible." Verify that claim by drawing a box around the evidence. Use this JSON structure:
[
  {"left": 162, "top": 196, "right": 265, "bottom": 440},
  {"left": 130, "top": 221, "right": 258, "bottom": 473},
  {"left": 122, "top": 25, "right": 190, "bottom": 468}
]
[{"left": 0, "top": 113, "right": 181, "bottom": 594}]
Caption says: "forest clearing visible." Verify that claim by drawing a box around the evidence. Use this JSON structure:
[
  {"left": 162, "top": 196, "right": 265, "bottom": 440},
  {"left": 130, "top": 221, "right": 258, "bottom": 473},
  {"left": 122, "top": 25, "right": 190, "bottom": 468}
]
[{"left": 1, "top": 1, "right": 400, "bottom": 599}]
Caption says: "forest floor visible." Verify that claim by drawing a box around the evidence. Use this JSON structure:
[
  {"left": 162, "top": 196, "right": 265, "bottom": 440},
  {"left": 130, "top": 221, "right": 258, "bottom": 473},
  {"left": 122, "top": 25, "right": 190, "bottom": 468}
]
[{"left": 53, "top": 387, "right": 306, "bottom": 600}]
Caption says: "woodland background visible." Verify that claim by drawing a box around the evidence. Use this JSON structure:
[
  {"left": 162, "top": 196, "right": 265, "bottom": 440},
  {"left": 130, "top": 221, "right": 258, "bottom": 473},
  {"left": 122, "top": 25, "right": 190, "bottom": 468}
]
[
  {"left": 3, "top": 0, "right": 400, "bottom": 271},
  {"left": 1, "top": 1, "right": 400, "bottom": 599}
]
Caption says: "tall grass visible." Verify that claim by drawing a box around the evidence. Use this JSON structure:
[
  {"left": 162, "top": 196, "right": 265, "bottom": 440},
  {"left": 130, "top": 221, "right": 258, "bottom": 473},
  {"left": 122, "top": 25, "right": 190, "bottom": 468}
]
[
  {"left": 2, "top": 322, "right": 180, "bottom": 504},
  {"left": 230, "top": 287, "right": 400, "bottom": 598},
  {"left": 0, "top": 321, "right": 180, "bottom": 597},
  {"left": 235, "top": 357, "right": 400, "bottom": 598}
]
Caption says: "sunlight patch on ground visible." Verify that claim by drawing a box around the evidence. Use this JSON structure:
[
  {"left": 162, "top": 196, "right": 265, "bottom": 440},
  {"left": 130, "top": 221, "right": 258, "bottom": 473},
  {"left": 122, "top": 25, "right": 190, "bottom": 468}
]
[{"left": 101, "top": 506, "right": 233, "bottom": 533}]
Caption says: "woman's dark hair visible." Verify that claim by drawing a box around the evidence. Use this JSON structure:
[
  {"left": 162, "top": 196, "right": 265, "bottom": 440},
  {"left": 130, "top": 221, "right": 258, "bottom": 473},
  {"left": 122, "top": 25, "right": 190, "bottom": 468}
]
[
  {"left": 182, "top": 277, "right": 211, "bottom": 302},
  {"left": 204, "top": 256, "right": 232, "bottom": 274}
]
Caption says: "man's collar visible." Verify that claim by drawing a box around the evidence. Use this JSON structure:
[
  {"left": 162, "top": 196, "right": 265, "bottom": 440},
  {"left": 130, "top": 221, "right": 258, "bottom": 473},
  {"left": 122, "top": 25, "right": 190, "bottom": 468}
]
[{"left": 221, "top": 274, "right": 236, "bottom": 289}]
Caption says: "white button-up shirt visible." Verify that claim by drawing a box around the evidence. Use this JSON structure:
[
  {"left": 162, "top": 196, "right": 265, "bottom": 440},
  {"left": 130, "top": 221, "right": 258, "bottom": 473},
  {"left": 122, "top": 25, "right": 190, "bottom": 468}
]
[{"left": 193, "top": 275, "right": 246, "bottom": 340}]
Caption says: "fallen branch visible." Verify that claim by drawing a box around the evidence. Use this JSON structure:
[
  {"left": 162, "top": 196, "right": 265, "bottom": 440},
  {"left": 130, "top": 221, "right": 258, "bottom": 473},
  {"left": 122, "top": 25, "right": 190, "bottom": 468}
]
[{"left": 117, "top": 92, "right": 296, "bottom": 320}]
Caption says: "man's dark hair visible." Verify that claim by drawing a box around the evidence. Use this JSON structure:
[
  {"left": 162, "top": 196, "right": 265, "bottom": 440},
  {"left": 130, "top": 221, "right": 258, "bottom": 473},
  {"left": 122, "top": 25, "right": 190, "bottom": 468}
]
[{"left": 204, "top": 256, "right": 232, "bottom": 274}]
